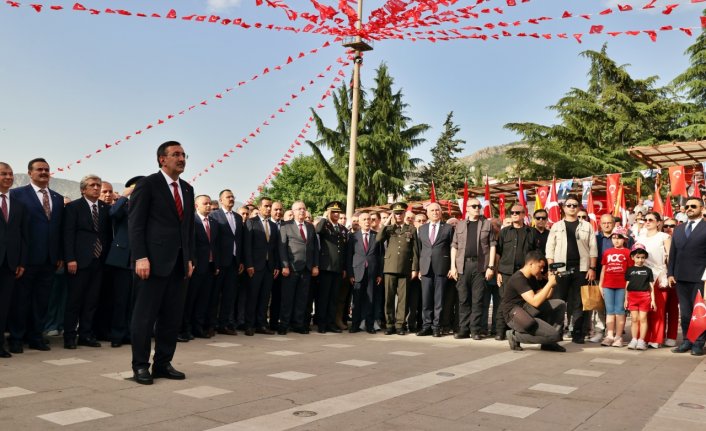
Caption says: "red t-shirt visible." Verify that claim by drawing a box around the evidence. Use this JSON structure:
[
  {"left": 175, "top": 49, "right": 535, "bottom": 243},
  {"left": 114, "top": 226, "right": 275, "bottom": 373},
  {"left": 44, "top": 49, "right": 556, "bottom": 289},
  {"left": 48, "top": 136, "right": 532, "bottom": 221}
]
[{"left": 601, "top": 247, "right": 633, "bottom": 289}]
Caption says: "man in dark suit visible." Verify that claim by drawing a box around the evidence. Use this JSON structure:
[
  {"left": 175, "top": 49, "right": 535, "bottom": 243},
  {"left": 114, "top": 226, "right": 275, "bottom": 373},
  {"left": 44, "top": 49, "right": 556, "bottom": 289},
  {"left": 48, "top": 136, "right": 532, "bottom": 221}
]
[
  {"left": 416, "top": 203, "right": 454, "bottom": 338},
  {"left": 668, "top": 197, "right": 706, "bottom": 356},
  {"left": 0, "top": 162, "right": 28, "bottom": 358},
  {"left": 347, "top": 212, "right": 381, "bottom": 333},
  {"left": 278, "top": 201, "right": 319, "bottom": 335},
  {"left": 449, "top": 198, "right": 497, "bottom": 340},
  {"left": 268, "top": 201, "right": 285, "bottom": 331},
  {"left": 129, "top": 141, "right": 195, "bottom": 385},
  {"left": 181, "top": 194, "right": 220, "bottom": 341},
  {"left": 210, "top": 189, "right": 244, "bottom": 336},
  {"left": 62, "top": 175, "right": 113, "bottom": 349},
  {"left": 8, "top": 157, "right": 64, "bottom": 353},
  {"left": 243, "top": 197, "right": 279, "bottom": 336},
  {"left": 104, "top": 176, "right": 143, "bottom": 348},
  {"left": 378, "top": 202, "right": 419, "bottom": 335},
  {"left": 315, "top": 201, "right": 348, "bottom": 333}
]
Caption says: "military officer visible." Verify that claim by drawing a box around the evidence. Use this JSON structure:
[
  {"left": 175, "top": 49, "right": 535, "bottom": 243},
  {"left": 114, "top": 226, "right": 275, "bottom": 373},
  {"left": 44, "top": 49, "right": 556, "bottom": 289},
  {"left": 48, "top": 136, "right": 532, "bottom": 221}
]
[
  {"left": 315, "top": 201, "right": 348, "bottom": 333},
  {"left": 378, "top": 202, "right": 419, "bottom": 335}
]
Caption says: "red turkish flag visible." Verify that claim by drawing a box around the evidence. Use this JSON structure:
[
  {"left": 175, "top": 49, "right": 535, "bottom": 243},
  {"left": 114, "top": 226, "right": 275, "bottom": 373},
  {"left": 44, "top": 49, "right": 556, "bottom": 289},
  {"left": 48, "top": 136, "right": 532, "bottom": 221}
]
[
  {"left": 606, "top": 173, "right": 621, "bottom": 213},
  {"left": 669, "top": 166, "right": 688, "bottom": 197},
  {"left": 652, "top": 184, "right": 664, "bottom": 215},
  {"left": 587, "top": 191, "right": 598, "bottom": 230},
  {"left": 518, "top": 177, "right": 528, "bottom": 215},
  {"left": 546, "top": 177, "right": 561, "bottom": 224},
  {"left": 687, "top": 291, "right": 706, "bottom": 342},
  {"left": 536, "top": 186, "right": 549, "bottom": 208},
  {"left": 483, "top": 175, "right": 492, "bottom": 218},
  {"left": 498, "top": 194, "right": 506, "bottom": 220},
  {"left": 430, "top": 180, "right": 437, "bottom": 203},
  {"left": 462, "top": 179, "right": 469, "bottom": 219},
  {"left": 664, "top": 193, "right": 674, "bottom": 218}
]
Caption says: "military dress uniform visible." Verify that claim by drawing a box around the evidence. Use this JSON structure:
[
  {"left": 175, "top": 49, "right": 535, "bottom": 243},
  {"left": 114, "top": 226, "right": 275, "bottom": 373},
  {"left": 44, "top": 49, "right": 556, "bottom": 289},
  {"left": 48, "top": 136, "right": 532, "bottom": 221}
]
[
  {"left": 378, "top": 203, "right": 419, "bottom": 335},
  {"left": 315, "top": 201, "right": 348, "bottom": 333}
]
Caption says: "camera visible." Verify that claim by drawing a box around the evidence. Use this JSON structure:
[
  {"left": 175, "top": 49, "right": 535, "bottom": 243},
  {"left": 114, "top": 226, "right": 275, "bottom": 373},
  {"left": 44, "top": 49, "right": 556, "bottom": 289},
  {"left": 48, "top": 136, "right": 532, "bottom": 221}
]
[{"left": 549, "top": 262, "right": 575, "bottom": 278}]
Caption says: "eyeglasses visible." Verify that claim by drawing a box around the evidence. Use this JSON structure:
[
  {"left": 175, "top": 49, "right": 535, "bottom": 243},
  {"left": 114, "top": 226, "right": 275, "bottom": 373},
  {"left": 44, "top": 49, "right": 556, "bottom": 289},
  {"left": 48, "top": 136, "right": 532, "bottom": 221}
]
[
  {"left": 644, "top": 218, "right": 657, "bottom": 222},
  {"left": 564, "top": 203, "right": 579, "bottom": 208},
  {"left": 578, "top": 215, "right": 588, "bottom": 220},
  {"left": 534, "top": 216, "right": 547, "bottom": 220},
  {"left": 468, "top": 204, "right": 481, "bottom": 209},
  {"left": 686, "top": 204, "right": 701, "bottom": 209},
  {"left": 663, "top": 224, "right": 676, "bottom": 229},
  {"left": 510, "top": 211, "right": 524, "bottom": 215}
]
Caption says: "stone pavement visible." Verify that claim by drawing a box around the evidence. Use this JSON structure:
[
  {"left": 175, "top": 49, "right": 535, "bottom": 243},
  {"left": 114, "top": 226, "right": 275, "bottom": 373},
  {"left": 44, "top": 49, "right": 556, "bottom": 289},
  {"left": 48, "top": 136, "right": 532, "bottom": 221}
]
[{"left": 1, "top": 331, "right": 704, "bottom": 431}]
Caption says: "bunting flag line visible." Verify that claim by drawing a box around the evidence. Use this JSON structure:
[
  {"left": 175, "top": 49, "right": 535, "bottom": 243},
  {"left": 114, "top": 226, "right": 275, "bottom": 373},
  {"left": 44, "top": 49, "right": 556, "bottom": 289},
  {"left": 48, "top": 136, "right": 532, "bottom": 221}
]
[
  {"left": 51, "top": 40, "right": 333, "bottom": 175},
  {"left": 190, "top": 58, "right": 348, "bottom": 183}
]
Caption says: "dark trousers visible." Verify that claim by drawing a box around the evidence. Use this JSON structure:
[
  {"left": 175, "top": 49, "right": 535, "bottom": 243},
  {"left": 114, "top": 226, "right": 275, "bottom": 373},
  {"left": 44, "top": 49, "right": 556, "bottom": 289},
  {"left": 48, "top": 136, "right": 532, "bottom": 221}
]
[
  {"left": 183, "top": 265, "right": 215, "bottom": 335},
  {"left": 44, "top": 269, "right": 67, "bottom": 333},
  {"left": 495, "top": 274, "right": 512, "bottom": 335},
  {"left": 64, "top": 259, "right": 103, "bottom": 341},
  {"left": 9, "top": 263, "right": 54, "bottom": 345},
  {"left": 373, "top": 282, "right": 385, "bottom": 323},
  {"left": 0, "top": 261, "right": 15, "bottom": 350},
  {"left": 351, "top": 271, "right": 375, "bottom": 329},
  {"left": 246, "top": 268, "right": 274, "bottom": 329},
  {"left": 280, "top": 270, "right": 311, "bottom": 330},
  {"left": 406, "top": 277, "right": 422, "bottom": 331},
  {"left": 456, "top": 263, "right": 485, "bottom": 334},
  {"left": 235, "top": 271, "right": 248, "bottom": 328},
  {"left": 553, "top": 268, "right": 588, "bottom": 338},
  {"left": 212, "top": 258, "right": 238, "bottom": 329},
  {"left": 92, "top": 269, "right": 113, "bottom": 340},
  {"left": 676, "top": 281, "right": 706, "bottom": 347},
  {"left": 482, "top": 280, "right": 500, "bottom": 334},
  {"left": 269, "top": 277, "right": 282, "bottom": 329},
  {"left": 109, "top": 267, "right": 133, "bottom": 343},
  {"left": 420, "top": 271, "right": 445, "bottom": 330},
  {"left": 440, "top": 279, "right": 458, "bottom": 331},
  {"left": 130, "top": 261, "right": 187, "bottom": 370},
  {"left": 384, "top": 274, "right": 408, "bottom": 329},
  {"left": 511, "top": 299, "right": 566, "bottom": 345},
  {"left": 192, "top": 268, "right": 216, "bottom": 335},
  {"left": 316, "top": 270, "right": 340, "bottom": 330}
]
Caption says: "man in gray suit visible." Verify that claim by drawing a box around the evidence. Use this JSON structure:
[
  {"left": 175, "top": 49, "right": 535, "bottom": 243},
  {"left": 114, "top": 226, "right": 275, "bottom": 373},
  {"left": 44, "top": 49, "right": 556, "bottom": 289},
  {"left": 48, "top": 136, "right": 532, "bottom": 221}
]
[
  {"left": 278, "top": 201, "right": 319, "bottom": 335},
  {"left": 450, "top": 198, "right": 497, "bottom": 340},
  {"left": 416, "top": 203, "right": 453, "bottom": 337}
]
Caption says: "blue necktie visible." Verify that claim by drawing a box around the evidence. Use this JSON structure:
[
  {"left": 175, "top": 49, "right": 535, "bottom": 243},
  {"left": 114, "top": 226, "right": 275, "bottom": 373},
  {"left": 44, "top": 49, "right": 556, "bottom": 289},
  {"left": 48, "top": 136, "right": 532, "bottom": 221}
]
[{"left": 686, "top": 221, "right": 694, "bottom": 239}]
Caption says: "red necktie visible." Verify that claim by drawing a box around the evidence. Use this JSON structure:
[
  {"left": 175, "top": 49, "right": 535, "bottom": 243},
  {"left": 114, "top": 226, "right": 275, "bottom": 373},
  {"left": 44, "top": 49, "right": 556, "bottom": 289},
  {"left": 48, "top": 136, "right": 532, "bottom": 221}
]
[
  {"left": 299, "top": 223, "right": 306, "bottom": 241},
  {"left": 1, "top": 194, "right": 7, "bottom": 222},
  {"left": 171, "top": 182, "right": 183, "bottom": 221}
]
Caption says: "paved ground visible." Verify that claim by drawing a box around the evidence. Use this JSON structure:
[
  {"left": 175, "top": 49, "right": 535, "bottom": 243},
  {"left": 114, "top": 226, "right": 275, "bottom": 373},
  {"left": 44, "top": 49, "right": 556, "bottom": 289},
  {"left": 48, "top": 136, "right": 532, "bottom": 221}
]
[{"left": 1, "top": 330, "right": 705, "bottom": 431}]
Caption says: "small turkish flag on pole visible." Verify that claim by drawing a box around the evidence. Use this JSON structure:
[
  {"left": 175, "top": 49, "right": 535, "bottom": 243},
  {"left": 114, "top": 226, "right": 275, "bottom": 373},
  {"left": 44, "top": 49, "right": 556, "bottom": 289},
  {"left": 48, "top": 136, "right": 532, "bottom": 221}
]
[
  {"left": 430, "top": 180, "right": 437, "bottom": 203},
  {"left": 687, "top": 291, "right": 706, "bottom": 343}
]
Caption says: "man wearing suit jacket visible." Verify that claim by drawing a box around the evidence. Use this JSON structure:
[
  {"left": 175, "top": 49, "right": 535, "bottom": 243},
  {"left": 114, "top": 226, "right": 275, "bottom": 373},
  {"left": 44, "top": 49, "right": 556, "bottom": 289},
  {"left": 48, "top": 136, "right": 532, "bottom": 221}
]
[
  {"left": 181, "top": 195, "right": 221, "bottom": 341},
  {"left": 243, "top": 197, "right": 279, "bottom": 336},
  {"left": 416, "top": 203, "right": 454, "bottom": 338},
  {"left": 315, "top": 201, "right": 348, "bottom": 333},
  {"left": 104, "top": 176, "right": 143, "bottom": 348},
  {"left": 210, "top": 189, "right": 244, "bottom": 336},
  {"left": 347, "top": 212, "right": 382, "bottom": 333},
  {"left": 0, "top": 163, "right": 28, "bottom": 358},
  {"left": 668, "top": 197, "right": 706, "bottom": 356},
  {"left": 129, "top": 141, "right": 195, "bottom": 385},
  {"left": 278, "top": 201, "right": 319, "bottom": 335},
  {"left": 449, "top": 198, "right": 497, "bottom": 340},
  {"left": 8, "top": 157, "right": 64, "bottom": 353},
  {"left": 62, "top": 175, "right": 113, "bottom": 349}
]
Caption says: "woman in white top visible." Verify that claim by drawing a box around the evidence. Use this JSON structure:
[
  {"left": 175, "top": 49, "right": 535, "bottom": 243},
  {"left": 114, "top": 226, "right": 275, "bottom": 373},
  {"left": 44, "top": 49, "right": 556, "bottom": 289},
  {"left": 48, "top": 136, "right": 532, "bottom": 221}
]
[{"left": 635, "top": 211, "right": 673, "bottom": 348}]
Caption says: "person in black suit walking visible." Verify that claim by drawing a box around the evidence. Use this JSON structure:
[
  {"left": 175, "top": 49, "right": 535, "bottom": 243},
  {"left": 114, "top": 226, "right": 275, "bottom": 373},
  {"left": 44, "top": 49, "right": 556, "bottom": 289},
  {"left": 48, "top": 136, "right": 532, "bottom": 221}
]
[
  {"left": 416, "top": 203, "right": 454, "bottom": 337},
  {"left": 0, "top": 162, "right": 28, "bottom": 358},
  {"left": 668, "top": 197, "right": 706, "bottom": 356},
  {"left": 278, "top": 201, "right": 319, "bottom": 334},
  {"left": 315, "top": 201, "right": 348, "bottom": 333},
  {"left": 129, "top": 141, "right": 195, "bottom": 385},
  {"left": 8, "top": 158, "right": 64, "bottom": 353},
  {"left": 243, "top": 197, "right": 279, "bottom": 336},
  {"left": 62, "top": 175, "right": 113, "bottom": 349},
  {"left": 347, "top": 212, "right": 382, "bottom": 333},
  {"left": 210, "top": 189, "right": 244, "bottom": 336},
  {"left": 181, "top": 195, "right": 220, "bottom": 341}
]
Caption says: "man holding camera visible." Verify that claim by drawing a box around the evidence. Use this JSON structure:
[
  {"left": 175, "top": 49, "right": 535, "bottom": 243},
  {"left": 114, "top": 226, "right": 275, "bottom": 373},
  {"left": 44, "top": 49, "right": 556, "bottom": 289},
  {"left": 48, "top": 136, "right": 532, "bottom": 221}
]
[{"left": 500, "top": 250, "right": 566, "bottom": 352}]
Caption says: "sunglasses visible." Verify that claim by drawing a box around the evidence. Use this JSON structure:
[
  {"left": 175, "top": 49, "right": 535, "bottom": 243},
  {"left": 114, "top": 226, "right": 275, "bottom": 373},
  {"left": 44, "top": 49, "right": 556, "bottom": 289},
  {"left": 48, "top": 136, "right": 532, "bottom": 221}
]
[
  {"left": 663, "top": 224, "right": 676, "bottom": 229},
  {"left": 686, "top": 204, "right": 701, "bottom": 209},
  {"left": 534, "top": 216, "right": 547, "bottom": 220},
  {"left": 510, "top": 211, "right": 524, "bottom": 215},
  {"left": 578, "top": 215, "right": 588, "bottom": 219},
  {"left": 564, "top": 203, "right": 579, "bottom": 208},
  {"left": 468, "top": 204, "right": 481, "bottom": 209},
  {"left": 644, "top": 218, "right": 657, "bottom": 222}
]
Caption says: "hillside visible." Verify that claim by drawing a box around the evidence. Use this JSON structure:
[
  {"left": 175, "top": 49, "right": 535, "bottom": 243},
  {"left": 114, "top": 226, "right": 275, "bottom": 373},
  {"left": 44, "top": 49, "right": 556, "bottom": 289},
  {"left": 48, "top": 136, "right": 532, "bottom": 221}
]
[{"left": 459, "top": 143, "right": 519, "bottom": 178}]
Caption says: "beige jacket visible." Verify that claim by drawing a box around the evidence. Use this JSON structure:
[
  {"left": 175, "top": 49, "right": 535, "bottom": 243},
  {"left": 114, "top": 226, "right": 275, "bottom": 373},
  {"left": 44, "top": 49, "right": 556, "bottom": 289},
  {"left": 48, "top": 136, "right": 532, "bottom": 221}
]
[{"left": 545, "top": 219, "right": 598, "bottom": 271}]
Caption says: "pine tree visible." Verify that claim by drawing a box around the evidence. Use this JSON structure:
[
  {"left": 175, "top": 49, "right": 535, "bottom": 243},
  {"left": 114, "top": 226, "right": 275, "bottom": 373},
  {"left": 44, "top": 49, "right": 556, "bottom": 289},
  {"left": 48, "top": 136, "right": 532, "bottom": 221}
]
[
  {"left": 419, "top": 112, "right": 467, "bottom": 200},
  {"left": 671, "top": 12, "right": 706, "bottom": 140}
]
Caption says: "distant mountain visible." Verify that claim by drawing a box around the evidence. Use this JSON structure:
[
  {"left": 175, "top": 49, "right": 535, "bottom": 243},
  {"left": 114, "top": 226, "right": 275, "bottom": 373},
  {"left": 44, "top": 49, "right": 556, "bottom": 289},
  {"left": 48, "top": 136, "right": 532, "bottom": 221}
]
[{"left": 460, "top": 143, "right": 520, "bottom": 178}]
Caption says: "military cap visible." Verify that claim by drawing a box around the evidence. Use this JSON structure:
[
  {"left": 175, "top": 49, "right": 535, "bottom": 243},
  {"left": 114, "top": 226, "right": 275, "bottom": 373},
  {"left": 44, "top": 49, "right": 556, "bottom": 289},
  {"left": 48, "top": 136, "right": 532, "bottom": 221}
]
[
  {"left": 125, "top": 175, "right": 145, "bottom": 188},
  {"left": 325, "top": 200, "right": 344, "bottom": 212},
  {"left": 391, "top": 202, "right": 408, "bottom": 213}
]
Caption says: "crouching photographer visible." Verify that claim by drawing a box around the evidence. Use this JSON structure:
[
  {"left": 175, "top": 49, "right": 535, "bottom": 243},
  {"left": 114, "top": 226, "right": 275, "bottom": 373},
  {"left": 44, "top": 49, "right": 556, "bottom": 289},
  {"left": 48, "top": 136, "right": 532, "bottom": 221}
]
[{"left": 500, "top": 250, "right": 567, "bottom": 352}]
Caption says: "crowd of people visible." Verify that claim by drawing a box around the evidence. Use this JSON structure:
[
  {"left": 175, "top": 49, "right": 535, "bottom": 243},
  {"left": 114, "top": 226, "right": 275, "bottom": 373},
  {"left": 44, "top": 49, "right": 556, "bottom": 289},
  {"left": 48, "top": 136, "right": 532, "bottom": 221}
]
[{"left": 1, "top": 140, "right": 705, "bottom": 386}]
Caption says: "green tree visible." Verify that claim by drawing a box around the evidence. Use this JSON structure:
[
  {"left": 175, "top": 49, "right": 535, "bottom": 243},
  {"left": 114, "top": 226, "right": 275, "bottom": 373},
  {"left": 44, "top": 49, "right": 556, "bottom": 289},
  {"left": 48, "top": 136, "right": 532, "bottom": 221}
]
[
  {"left": 505, "top": 44, "right": 679, "bottom": 179},
  {"left": 307, "top": 62, "right": 429, "bottom": 206},
  {"left": 671, "top": 13, "right": 706, "bottom": 140},
  {"left": 262, "top": 155, "right": 343, "bottom": 214},
  {"left": 418, "top": 112, "right": 467, "bottom": 200}
]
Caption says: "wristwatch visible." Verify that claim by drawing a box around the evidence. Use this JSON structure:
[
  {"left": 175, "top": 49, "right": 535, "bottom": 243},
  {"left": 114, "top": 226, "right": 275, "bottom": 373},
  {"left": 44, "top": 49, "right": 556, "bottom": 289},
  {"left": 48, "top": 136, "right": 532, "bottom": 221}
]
[
  {"left": 589, "top": 267, "right": 597, "bottom": 271},
  {"left": 487, "top": 265, "right": 496, "bottom": 271}
]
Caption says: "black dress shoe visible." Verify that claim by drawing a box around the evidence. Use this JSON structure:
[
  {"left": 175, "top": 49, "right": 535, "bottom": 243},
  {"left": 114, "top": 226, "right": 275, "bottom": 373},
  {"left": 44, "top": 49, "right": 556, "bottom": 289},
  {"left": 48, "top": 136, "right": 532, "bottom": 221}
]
[
  {"left": 0, "top": 349, "right": 11, "bottom": 358},
  {"left": 133, "top": 368, "right": 153, "bottom": 385},
  {"left": 28, "top": 341, "right": 50, "bottom": 351},
  {"left": 541, "top": 343, "right": 566, "bottom": 352},
  {"left": 8, "top": 343, "right": 23, "bottom": 354},
  {"left": 572, "top": 337, "right": 585, "bottom": 345},
  {"left": 176, "top": 334, "right": 190, "bottom": 342},
  {"left": 255, "top": 327, "right": 275, "bottom": 335},
  {"left": 78, "top": 338, "right": 101, "bottom": 347},
  {"left": 217, "top": 327, "right": 237, "bottom": 336},
  {"left": 293, "top": 328, "right": 309, "bottom": 334},
  {"left": 152, "top": 363, "right": 186, "bottom": 380},
  {"left": 349, "top": 327, "right": 361, "bottom": 333},
  {"left": 672, "top": 342, "right": 693, "bottom": 353},
  {"left": 416, "top": 328, "right": 433, "bottom": 336},
  {"left": 432, "top": 329, "right": 441, "bottom": 338},
  {"left": 398, "top": 329, "right": 407, "bottom": 336},
  {"left": 472, "top": 334, "right": 482, "bottom": 341},
  {"left": 366, "top": 329, "right": 376, "bottom": 334},
  {"left": 277, "top": 329, "right": 288, "bottom": 335},
  {"left": 328, "top": 327, "right": 342, "bottom": 333},
  {"left": 495, "top": 333, "right": 506, "bottom": 341},
  {"left": 111, "top": 341, "right": 123, "bottom": 348},
  {"left": 691, "top": 346, "right": 705, "bottom": 356},
  {"left": 64, "top": 340, "right": 77, "bottom": 349},
  {"left": 384, "top": 328, "right": 396, "bottom": 335},
  {"left": 317, "top": 328, "right": 326, "bottom": 334},
  {"left": 187, "top": 333, "right": 194, "bottom": 340},
  {"left": 244, "top": 328, "right": 255, "bottom": 336},
  {"left": 454, "top": 332, "right": 470, "bottom": 339}
]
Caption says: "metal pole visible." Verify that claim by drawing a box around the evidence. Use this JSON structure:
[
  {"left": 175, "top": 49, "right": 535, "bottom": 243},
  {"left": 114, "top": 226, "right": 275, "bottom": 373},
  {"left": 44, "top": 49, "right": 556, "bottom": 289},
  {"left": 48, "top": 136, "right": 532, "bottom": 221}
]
[{"left": 345, "top": 0, "right": 364, "bottom": 223}]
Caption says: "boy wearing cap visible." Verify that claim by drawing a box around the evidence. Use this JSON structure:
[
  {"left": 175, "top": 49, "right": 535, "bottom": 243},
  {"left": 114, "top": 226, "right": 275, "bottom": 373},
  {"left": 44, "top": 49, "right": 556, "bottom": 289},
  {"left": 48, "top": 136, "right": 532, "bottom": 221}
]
[
  {"left": 624, "top": 245, "right": 655, "bottom": 350},
  {"left": 598, "top": 226, "right": 633, "bottom": 347}
]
